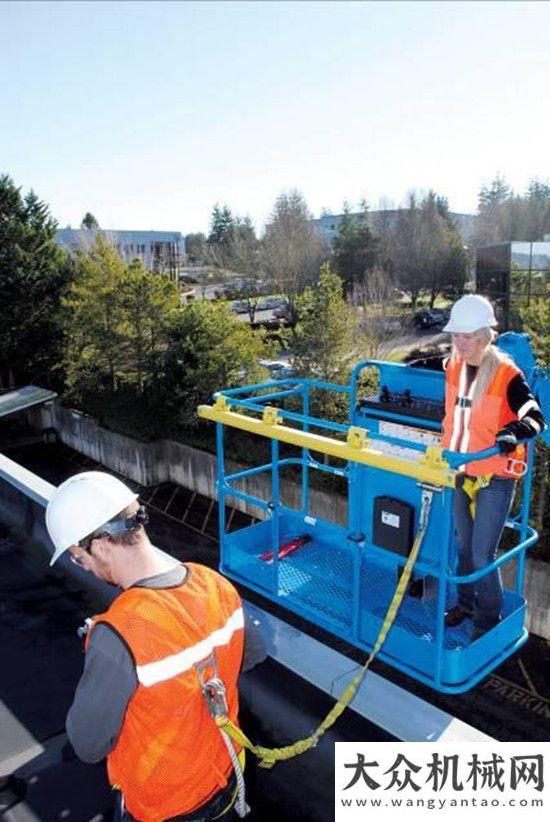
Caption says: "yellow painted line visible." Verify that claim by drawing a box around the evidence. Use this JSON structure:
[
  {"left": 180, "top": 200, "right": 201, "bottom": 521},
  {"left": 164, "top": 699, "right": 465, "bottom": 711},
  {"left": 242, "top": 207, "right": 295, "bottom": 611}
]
[
  {"left": 489, "top": 674, "right": 549, "bottom": 704},
  {"left": 147, "top": 485, "right": 161, "bottom": 504},
  {"left": 181, "top": 491, "right": 197, "bottom": 523},
  {"left": 164, "top": 485, "right": 179, "bottom": 513},
  {"left": 145, "top": 500, "right": 217, "bottom": 543},
  {"left": 518, "top": 659, "right": 539, "bottom": 696},
  {"left": 198, "top": 405, "right": 456, "bottom": 488},
  {"left": 226, "top": 506, "right": 236, "bottom": 533},
  {"left": 202, "top": 498, "right": 215, "bottom": 533}
]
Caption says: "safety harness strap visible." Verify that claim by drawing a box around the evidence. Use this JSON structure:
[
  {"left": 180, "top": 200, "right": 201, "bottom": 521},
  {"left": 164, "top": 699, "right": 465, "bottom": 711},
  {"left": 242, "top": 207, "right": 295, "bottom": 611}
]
[{"left": 460, "top": 474, "right": 493, "bottom": 517}]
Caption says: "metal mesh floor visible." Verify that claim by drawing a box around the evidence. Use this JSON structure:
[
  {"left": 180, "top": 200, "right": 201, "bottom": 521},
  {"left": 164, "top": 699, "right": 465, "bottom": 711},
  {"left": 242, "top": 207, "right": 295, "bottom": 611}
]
[{"left": 229, "top": 534, "right": 521, "bottom": 653}]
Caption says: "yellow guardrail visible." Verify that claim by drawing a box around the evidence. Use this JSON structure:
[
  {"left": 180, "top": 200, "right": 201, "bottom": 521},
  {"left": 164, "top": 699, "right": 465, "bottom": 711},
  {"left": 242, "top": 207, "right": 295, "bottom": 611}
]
[{"left": 198, "top": 401, "right": 456, "bottom": 488}]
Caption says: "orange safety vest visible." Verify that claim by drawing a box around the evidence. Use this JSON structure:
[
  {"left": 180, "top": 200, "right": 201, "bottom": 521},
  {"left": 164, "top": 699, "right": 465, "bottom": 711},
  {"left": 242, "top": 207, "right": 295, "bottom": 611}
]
[
  {"left": 86, "top": 563, "right": 244, "bottom": 822},
  {"left": 441, "top": 357, "right": 526, "bottom": 478}
]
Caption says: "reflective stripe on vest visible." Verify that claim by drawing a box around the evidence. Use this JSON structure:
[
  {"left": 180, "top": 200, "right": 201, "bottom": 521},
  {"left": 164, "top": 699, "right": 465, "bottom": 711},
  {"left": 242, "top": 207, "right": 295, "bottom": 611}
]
[
  {"left": 136, "top": 606, "right": 244, "bottom": 687},
  {"left": 86, "top": 563, "right": 244, "bottom": 822},
  {"left": 448, "top": 361, "right": 478, "bottom": 454},
  {"left": 441, "top": 357, "right": 526, "bottom": 478}
]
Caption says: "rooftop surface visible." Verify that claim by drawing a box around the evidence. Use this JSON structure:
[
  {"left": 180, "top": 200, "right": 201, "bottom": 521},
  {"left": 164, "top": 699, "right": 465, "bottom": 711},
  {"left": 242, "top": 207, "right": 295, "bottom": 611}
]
[{"left": 1, "top": 442, "right": 396, "bottom": 821}]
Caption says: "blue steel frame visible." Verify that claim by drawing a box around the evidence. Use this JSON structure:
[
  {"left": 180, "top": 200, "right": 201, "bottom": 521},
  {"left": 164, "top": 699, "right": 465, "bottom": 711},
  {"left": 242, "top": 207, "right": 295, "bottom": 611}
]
[{"left": 212, "top": 365, "right": 540, "bottom": 693}]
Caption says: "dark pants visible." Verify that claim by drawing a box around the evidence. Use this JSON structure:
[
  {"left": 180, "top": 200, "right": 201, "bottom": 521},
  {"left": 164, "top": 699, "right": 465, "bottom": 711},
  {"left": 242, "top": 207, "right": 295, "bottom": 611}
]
[
  {"left": 453, "top": 476, "right": 516, "bottom": 630},
  {"left": 115, "top": 773, "right": 237, "bottom": 822}
]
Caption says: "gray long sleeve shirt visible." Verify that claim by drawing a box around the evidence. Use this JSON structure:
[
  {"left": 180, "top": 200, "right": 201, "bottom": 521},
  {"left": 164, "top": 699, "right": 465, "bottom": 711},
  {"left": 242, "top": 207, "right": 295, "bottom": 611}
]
[{"left": 66, "top": 564, "right": 266, "bottom": 763}]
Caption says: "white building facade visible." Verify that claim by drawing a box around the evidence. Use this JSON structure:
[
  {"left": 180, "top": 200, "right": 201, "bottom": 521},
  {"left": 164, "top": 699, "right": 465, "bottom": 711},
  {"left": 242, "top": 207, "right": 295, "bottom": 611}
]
[{"left": 56, "top": 228, "right": 186, "bottom": 280}]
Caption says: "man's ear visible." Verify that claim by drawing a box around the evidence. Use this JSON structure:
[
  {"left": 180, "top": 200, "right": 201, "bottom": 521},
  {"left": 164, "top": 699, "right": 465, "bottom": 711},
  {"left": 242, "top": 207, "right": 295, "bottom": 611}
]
[{"left": 89, "top": 536, "right": 113, "bottom": 560}]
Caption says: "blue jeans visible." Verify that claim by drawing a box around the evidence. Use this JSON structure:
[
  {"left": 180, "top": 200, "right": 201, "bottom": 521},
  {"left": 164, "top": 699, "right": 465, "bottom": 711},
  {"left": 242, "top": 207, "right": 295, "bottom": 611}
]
[{"left": 452, "top": 476, "right": 516, "bottom": 630}]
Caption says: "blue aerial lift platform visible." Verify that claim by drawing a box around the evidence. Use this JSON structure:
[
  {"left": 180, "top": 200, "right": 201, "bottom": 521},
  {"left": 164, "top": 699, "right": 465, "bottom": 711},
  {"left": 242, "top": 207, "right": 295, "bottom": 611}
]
[{"left": 199, "top": 333, "right": 550, "bottom": 694}]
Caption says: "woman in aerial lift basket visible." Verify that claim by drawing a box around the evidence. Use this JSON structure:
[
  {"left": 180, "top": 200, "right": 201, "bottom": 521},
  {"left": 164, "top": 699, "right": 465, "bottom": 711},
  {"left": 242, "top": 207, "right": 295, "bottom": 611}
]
[{"left": 440, "top": 294, "right": 545, "bottom": 642}]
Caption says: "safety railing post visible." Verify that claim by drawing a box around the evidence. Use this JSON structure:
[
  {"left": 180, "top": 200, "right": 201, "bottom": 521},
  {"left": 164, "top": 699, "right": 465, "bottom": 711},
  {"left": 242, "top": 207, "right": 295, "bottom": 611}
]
[
  {"left": 271, "top": 438, "right": 280, "bottom": 596},
  {"left": 434, "top": 488, "right": 452, "bottom": 689},
  {"left": 348, "top": 458, "right": 363, "bottom": 641},
  {"left": 516, "top": 441, "right": 535, "bottom": 595},
  {"left": 302, "top": 383, "right": 310, "bottom": 515},
  {"left": 347, "top": 460, "right": 362, "bottom": 539},
  {"left": 216, "top": 422, "right": 227, "bottom": 565}
]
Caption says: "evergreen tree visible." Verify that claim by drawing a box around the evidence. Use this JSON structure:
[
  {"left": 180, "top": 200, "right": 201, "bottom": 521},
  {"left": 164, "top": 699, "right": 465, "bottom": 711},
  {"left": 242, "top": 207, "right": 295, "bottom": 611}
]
[
  {"left": 0, "top": 174, "right": 71, "bottom": 388},
  {"left": 332, "top": 202, "right": 380, "bottom": 293},
  {"left": 291, "top": 263, "right": 356, "bottom": 422},
  {"left": 478, "top": 175, "right": 511, "bottom": 210},
  {"left": 475, "top": 176, "right": 550, "bottom": 244},
  {"left": 81, "top": 212, "right": 100, "bottom": 229},
  {"left": 292, "top": 263, "right": 356, "bottom": 383},
  {"left": 207, "top": 204, "right": 236, "bottom": 249}
]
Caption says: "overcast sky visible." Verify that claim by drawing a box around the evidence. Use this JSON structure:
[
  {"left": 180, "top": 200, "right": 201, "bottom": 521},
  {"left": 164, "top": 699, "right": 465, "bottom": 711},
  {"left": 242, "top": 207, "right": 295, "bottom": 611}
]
[{"left": 1, "top": 0, "right": 549, "bottom": 234}]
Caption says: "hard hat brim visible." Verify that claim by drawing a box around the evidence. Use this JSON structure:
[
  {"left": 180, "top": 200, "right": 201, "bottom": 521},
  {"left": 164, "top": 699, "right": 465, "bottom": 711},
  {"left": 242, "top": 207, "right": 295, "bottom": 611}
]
[
  {"left": 443, "top": 319, "right": 497, "bottom": 333},
  {"left": 50, "top": 545, "right": 68, "bottom": 566}
]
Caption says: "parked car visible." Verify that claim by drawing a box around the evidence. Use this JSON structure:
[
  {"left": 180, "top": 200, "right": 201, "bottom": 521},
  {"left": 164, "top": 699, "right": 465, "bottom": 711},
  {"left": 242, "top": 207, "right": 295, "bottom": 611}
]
[
  {"left": 273, "top": 302, "right": 291, "bottom": 319},
  {"left": 259, "top": 359, "right": 296, "bottom": 380},
  {"left": 231, "top": 300, "right": 249, "bottom": 314},
  {"left": 257, "top": 296, "right": 287, "bottom": 311},
  {"left": 413, "top": 308, "right": 450, "bottom": 329}
]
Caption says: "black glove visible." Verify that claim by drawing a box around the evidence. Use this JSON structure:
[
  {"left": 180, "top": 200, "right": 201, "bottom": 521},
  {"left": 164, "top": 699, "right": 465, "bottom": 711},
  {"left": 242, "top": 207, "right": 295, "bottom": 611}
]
[{"left": 496, "top": 429, "right": 517, "bottom": 455}]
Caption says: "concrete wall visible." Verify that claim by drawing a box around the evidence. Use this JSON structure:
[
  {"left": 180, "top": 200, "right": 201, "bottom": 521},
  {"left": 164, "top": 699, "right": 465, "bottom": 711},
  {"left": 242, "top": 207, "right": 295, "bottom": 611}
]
[
  {"left": 27, "top": 403, "right": 349, "bottom": 524},
  {"left": 25, "top": 401, "right": 549, "bottom": 640}
]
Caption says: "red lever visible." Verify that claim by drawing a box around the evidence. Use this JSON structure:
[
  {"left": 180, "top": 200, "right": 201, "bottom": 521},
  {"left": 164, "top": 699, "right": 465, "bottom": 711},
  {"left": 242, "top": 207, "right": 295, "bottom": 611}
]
[{"left": 260, "top": 535, "right": 312, "bottom": 565}]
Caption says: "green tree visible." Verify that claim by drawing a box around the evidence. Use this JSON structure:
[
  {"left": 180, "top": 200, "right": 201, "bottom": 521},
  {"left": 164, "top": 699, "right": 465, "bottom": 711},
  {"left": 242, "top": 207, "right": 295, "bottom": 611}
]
[
  {"left": 475, "top": 175, "right": 513, "bottom": 245},
  {"left": 292, "top": 264, "right": 356, "bottom": 383},
  {"left": 0, "top": 174, "right": 71, "bottom": 388},
  {"left": 162, "top": 300, "right": 268, "bottom": 427},
  {"left": 81, "top": 212, "right": 100, "bottom": 229},
  {"left": 332, "top": 202, "right": 381, "bottom": 293},
  {"left": 524, "top": 180, "right": 550, "bottom": 241},
  {"left": 63, "top": 235, "right": 126, "bottom": 399},
  {"left": 119, "top": 259, "right": 180, "bottom": 392},
  {"left": 291, "top": 264, "right": 356, "bottom": 425},
  {"left": 474, "top": 176, "right": 550, "bottom": 244},
  {"left": 207, "top": 204, "right": 236, "bottom": 251}
]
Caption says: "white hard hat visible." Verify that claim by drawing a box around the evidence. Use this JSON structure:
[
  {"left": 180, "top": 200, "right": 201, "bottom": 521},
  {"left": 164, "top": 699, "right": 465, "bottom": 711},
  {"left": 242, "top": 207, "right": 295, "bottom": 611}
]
[
  {"left": 46, "top": 471, "right": 138, "bottom": 566},
  {"left": 443, "top": 294, "right": 497, "bottom": 333}
]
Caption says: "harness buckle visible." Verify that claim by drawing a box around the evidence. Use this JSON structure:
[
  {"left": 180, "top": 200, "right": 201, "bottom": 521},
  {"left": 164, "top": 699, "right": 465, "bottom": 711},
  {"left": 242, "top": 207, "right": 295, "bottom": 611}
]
[
  {"left": 195, "top": 652, "right": 229, "bottom": 719},
  {"left": 506, "top": 458, "right": 527, "bottom": 478},
  {"left": 202, "top": 677, "right": 229, "bottom": 719}
]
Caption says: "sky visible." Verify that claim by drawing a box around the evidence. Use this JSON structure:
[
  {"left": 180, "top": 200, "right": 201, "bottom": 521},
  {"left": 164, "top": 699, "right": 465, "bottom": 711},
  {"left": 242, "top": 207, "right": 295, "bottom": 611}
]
[{"left": 1, "top": 0, "right": 549, "bottom": 234}]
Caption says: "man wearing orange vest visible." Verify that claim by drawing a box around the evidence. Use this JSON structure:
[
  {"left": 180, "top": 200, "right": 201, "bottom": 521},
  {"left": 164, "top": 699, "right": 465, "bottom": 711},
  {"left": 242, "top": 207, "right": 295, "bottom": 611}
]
[
  {"left": 46, "top": 471, "right": 252, "bottom": 822},
  {"left": 440, "top": 295, "right": 545, "bottom": 642}
]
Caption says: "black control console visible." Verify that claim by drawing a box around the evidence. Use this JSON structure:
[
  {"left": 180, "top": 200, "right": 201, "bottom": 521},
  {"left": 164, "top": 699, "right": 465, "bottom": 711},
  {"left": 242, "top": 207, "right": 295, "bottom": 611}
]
[{"left": 357, "top": 386, "right": 445, "bottom": 423}]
